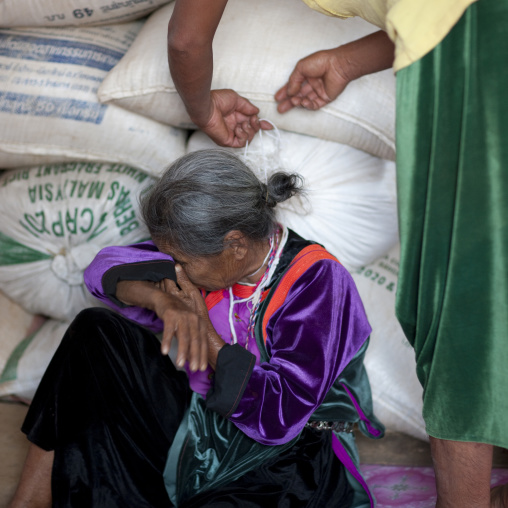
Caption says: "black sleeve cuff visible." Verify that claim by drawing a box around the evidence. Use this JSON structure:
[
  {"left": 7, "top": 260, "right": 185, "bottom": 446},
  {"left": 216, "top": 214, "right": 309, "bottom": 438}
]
[
  {"left": 205, "top": 344, "right": 256, "bottom": 418},
  {"left": 102, "top": 260, "right": 176, "bottom": 308}
]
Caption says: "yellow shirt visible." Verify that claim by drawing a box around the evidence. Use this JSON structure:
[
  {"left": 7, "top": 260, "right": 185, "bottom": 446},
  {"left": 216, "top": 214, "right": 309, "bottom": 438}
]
[{"left": 300, "top": 0, "right": 478, "bottom": 71}]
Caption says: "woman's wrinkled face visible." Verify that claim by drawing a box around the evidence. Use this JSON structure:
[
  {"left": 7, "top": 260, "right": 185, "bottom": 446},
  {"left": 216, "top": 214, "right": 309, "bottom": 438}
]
[{"left": 155, "top": 241, "right": 245, "bottom": 292}]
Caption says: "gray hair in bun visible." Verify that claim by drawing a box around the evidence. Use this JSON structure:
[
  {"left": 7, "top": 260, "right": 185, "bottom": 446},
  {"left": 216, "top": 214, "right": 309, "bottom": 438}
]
[{"left": 141, "top": 149, "right": 303, "bottom": 256}]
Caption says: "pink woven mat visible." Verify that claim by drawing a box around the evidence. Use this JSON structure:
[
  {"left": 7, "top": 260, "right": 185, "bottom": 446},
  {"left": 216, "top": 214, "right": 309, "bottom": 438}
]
[{"left": 361, "top": 465, "right": 508, "bottom": 507}]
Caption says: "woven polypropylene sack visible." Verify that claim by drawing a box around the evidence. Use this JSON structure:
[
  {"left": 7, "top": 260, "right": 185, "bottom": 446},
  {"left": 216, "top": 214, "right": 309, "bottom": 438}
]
[
  {"left": 0, "top": 22, "right": 186, "bottom": 175},
  {"left": 98, "top": 0, "right": 396, "bottom": 160},
  {"left": 352, "top": 244, "right": 427, "bottom": 441},
  {"left": 0, "top": 316, "right": 62, "bottom": 402},
  {"left": 0, "top": 0, "right": 173, "bottom": 27},
  {"left": 0, "top": 162, "right": 156, "bottom": 321},
  {"left": 0, "top": 290, "right": 41, "bottom": 400},
  {"left": 187, "top": 129, "right": 398, "bottom": 271}
]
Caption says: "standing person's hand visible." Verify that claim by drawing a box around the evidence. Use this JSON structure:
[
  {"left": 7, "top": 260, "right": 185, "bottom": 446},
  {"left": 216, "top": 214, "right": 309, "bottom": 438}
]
[
  {"left": 198, "top": 89, "right": 273, "bottom": 148},
  {"left": 275, "top": 49, "right": 351, "bottom": 113},
  {"left": 168, "top": 0, "right": 271, "bottom": 148},
  {"left": 275, "top": 31, "right": 395, "bottom": 114}
]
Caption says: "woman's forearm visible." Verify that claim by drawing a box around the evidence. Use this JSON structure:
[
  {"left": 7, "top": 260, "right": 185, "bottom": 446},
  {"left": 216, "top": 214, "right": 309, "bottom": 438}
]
[
  {"left": 116, "top": 279, "right": 167, "bottom": 311},
  {"left": 205, "top": 325, "right": 225, "bottom": 370},
  {"left": 116, "top": 279, "right": 224, "bottom": 370},
  {"left": 167, "top": 0, "right": 229, "bottom": 126}
]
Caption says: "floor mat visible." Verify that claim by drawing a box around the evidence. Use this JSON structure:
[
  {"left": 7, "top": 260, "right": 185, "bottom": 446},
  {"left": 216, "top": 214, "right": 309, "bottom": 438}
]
[{"left": 361, "top": 465, "right": 508, "bottom": 507}]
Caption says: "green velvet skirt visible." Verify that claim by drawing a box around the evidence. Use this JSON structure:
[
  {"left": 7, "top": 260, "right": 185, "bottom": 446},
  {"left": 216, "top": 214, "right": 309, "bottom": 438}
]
[{"left": 395, "top": 0, "right": 508, "bottom": 447}]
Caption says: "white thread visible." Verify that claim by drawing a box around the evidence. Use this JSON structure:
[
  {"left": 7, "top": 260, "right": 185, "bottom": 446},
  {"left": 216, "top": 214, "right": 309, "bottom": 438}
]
[
  {"left": 245, "top": 240, "right": 272, "bottom": 278},
  {"left": 227, "top": 225, "right": 288, "bottom": 346},
  {"left": 241, "top": 119, "right": 283, "bottom": 186},
  {"left": 228, "top": 122, "right": 286, "bottom": 345}
]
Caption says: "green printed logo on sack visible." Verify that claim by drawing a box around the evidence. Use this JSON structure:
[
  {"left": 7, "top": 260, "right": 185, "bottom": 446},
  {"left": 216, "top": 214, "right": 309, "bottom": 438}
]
[{"left": 0, "top": 162, "right": 155, "bottom": 321}]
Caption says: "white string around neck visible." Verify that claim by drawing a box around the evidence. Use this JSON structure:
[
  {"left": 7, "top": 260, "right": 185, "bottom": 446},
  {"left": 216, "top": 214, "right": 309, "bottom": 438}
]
[{"left": 228, "top": 225, "right": 288, "bottom": 346}]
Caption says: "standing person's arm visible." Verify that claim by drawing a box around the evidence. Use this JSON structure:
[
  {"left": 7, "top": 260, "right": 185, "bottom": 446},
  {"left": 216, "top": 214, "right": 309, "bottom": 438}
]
[
  {"left": 167, "top": 0, "right": 272, "bottom": 147},
  {"left": 275, "top": 30, "right": 395, "bottom": 113}
]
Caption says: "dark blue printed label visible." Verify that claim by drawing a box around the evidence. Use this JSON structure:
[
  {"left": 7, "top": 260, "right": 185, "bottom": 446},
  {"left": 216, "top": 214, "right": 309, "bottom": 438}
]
[
  {"left": 0, "top": 91, "right": 107, "bottom": 124},
  {"left": 0, "top": 32, "right": 124, "bottom": 72}
]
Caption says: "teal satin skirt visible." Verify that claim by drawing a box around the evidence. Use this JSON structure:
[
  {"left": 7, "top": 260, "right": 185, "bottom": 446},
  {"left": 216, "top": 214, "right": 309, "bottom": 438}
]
[{"left": 395, "top": 0, "right": 508, "bottom": 447}]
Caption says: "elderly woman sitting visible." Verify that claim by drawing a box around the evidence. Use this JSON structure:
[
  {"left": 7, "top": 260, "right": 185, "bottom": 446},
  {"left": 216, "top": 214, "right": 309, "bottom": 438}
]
[{"left": 10, "top": 150, "right": 383, "bottom": 508}]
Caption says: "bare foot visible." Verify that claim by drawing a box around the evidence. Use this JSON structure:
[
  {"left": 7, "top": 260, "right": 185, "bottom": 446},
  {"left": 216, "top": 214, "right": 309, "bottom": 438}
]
[
  {"left": 491, "top": 483, "right": 508, "bottom": 508},
  {"left": 8, "top": 443, "right": 52, "bottom": 508},
  {"left": 430, "top": 437, "right": 493, "bottom": 508}
]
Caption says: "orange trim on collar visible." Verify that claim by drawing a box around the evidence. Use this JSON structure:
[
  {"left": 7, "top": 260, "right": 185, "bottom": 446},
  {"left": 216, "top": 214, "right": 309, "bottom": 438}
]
[
  {"left": 205, "top": 290, "right": 225, "bottom": 311},
  {"left": 205, "top": 283, "right": 257, "bottom": 311},
  {"left": 261, "top": 245, "right": 339, "bottom": 344}
]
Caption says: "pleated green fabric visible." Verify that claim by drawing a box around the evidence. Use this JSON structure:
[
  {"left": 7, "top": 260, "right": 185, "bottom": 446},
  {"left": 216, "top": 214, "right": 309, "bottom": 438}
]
[{"left": 395, "top": 0, "right": 508, "bottom": 447}]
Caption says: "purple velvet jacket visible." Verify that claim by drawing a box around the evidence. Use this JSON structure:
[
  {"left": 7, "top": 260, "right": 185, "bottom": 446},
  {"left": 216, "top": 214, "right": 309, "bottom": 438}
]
[{"left": 84, "top": 232, "right": 372, "bottom": 447}]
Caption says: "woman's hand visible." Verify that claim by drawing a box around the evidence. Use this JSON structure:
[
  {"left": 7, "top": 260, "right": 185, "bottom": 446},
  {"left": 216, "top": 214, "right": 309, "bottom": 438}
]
[
  {"left": 157, "top": 265, "right": 226, "bottom": 371},
  {"left": 157, "top": 265, "right": 209, "bottom": 324},
  {"left": 116, "top": 279, "right": 209, "bottom": 372},
  {"left": 275, "top": 48, "right": 351, "bottom": 113},
  {"left": 197, "top": 89, "right": 273, "bottom": 148}
]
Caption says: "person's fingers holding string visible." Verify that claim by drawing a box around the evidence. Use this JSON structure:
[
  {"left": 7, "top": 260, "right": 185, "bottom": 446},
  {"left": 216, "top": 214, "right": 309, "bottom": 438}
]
[{"left": 203, "top": 89, "right": 273, "bottom": 147}]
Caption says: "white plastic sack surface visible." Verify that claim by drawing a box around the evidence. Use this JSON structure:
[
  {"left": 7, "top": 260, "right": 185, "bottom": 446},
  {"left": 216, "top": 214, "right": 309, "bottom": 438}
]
[
  {"left": 187, "top": 129, "right": 398, "bottom": 271},
  {"left": 352, "top": 244, "right": 427, "bottom": 441},
  {"left": 0, "top": 317, "right": 62, "bottom": 401},
  {"left": 0, "top": 0, "right": 173, "bottom": 27},
  {"left": 0, "top": 290, "right": 40, "bottom": 399},
  {"left": 98, "top": 0, "right": 396, "bottom": 160},
  {"left": 0, "top": 23, "right": 186, "bottom": 175},
  {"left": 0, "top": 162, "right": 156, "bottom": 321}
]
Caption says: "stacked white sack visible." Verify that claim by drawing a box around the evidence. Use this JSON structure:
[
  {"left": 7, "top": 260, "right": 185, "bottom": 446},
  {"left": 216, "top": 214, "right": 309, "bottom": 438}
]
[
  {"left": 98, "top": 0, "right": 396, "bottom": 161},
  {"left": 352, "top": 244, "right": 427, "bottom": 441},
  {"left": 0, "top": 318, "right": 66, "bottom": 401},
  {"left": 0, "top": 289, "right": 43, "bottom": 400},
  {"left": 0, "top": 0, "right": 174, "bottom": 27},
  {"left": 0, "top": 162, "right": 156, "bottom": 321},
  {"left": 187, "top": 129, "right": 398, "bottom": 271},
  {"left": 0, "top": 22, "right": 186, "bottom": 176}
]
